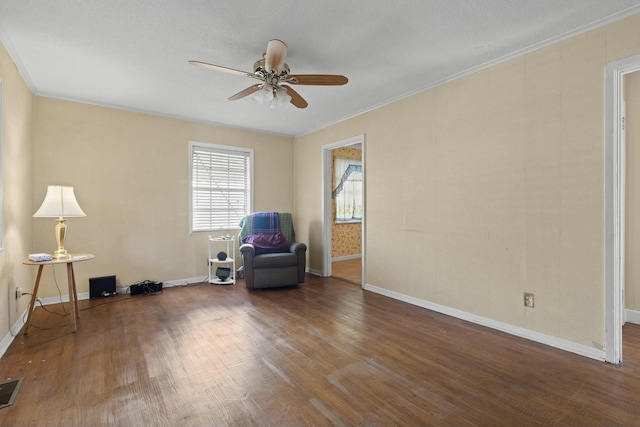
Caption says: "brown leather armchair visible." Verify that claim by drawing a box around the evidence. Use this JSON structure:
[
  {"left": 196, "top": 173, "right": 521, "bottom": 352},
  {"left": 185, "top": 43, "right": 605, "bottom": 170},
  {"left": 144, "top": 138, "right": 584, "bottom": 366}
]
[{"left": 238, "top": 212, "right": 307, "bottom": 289}]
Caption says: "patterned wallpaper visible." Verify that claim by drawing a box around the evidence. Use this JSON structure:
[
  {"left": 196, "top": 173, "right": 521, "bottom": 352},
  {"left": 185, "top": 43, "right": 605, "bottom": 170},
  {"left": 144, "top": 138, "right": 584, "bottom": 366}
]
[{"left": 332, "top": 147, "right": 362, "bottom": 258}]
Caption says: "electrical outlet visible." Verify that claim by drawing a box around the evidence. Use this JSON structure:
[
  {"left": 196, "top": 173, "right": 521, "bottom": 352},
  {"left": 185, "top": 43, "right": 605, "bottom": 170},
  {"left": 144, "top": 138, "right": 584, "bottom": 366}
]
[
  {"left": 15, "top": 286, "right": 23, "bottom": 300},
  {"left": 524, "top": 292, "right": 535, "bottom": 308}
]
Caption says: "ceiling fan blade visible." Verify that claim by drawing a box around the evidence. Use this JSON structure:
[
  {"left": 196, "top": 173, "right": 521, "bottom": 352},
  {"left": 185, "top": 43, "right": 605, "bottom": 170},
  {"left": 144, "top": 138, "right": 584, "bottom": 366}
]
[
  {"left": 228, "top": 84, "right": 263, "bottom": 100},
  {"left": 287, "top": 74, "right": 348, "bottom": 86},
  {"left": 281, "top": 85, "right": 308, "bottom": 109},
  {"left": 189, "top": 60, "right": 253, "bottom": 78},
  {"left": 265, "top": 39, "right": 287, "bottom": 74}
]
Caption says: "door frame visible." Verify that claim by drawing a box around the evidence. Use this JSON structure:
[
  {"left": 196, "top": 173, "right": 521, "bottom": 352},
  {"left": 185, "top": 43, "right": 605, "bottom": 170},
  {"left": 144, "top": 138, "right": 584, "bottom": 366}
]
[
  {"left": 322, "top": 134, "right": 365, "bottom": 287},
  {"left": 605, "top": 53, "right": 640, "bottom": 364}
]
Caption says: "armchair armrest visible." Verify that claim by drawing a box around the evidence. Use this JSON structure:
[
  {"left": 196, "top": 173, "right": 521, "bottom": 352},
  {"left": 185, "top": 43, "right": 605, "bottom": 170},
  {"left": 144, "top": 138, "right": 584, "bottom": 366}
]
[
  {"left": 240, "top": 243, "right": 256, "bottom": 287},
  {"left": 240, "top": 243, "right": 256, "bottom": 257},
  {"left": 290, "top": 242, "right": 307, "bottom": 282},
  {"left": 289, "top": 242, "right": 307, "bottom": 255}
]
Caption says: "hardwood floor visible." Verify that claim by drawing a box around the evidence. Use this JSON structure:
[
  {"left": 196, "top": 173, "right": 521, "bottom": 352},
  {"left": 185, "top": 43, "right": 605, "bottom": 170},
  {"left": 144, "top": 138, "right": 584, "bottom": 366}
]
[
  {"left": 331, "top": 258, "right": 361, "bottom": 284},
  {"left": 2, "top": 276, "right": 640, "bottom": 426}
]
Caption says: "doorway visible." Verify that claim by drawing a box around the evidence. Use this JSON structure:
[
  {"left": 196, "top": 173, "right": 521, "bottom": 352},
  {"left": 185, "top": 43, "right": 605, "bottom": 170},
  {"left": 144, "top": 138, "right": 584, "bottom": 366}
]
[
  {"left": 322, "top": 135, "right": 365, "bottom": 287},
  {"left": 623, "top": 73, "right": 640, "bottom": 336},
  {"left": 605, "top": 54, "right": 640, "bottom": 364}
]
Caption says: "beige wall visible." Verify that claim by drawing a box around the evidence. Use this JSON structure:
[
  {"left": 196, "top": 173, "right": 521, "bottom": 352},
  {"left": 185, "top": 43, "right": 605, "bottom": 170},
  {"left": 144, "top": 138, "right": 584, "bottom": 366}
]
[
  {"left": 31, "top": 98, "right": 294, "bottom": 297},
  {"left": 293, "top": 13, "right": 640, "bottom": 350},
  {"left": 0, "top": 42, "right": 34, "bottom": 340},
  {"left": 626, "top": 71, "right": 640, "bottom": 311}
]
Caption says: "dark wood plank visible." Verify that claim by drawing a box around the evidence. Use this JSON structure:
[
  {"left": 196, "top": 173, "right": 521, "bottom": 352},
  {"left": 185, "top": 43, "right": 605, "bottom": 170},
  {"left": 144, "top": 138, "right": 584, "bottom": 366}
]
[{"left": 1, "top": 276, "right": 640, "bottom": 426}]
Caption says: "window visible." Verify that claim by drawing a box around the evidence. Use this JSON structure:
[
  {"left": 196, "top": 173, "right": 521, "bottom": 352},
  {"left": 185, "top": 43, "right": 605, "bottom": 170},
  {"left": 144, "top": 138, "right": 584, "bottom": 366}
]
[
  {"left": 189, "top": 141, "right": 253, "bottom": 232},
  {"left": 333, "top": 158, "right": 363, "bottom": 223}
]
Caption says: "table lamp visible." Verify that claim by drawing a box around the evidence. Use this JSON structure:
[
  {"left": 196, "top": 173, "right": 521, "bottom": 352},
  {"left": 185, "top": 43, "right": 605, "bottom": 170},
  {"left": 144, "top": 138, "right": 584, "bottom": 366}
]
[{"left": 33, "top": 185, "right": 86, "bottom": 260}]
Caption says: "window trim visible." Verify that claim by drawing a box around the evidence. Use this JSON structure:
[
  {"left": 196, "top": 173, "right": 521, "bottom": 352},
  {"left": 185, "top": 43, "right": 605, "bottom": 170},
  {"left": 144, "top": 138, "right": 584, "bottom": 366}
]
[{"left": 189, "top": 141, "right": 254, "bottom": 234}]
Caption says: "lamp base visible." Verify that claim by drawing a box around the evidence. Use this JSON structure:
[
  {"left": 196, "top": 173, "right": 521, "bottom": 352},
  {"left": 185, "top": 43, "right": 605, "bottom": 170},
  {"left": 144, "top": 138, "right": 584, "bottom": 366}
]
[
  {"left": 53, "top": 218, "right": 71, "bottom": 260},
  {"left": 53, "top": 248, "right": 71, "bottom": 260}
]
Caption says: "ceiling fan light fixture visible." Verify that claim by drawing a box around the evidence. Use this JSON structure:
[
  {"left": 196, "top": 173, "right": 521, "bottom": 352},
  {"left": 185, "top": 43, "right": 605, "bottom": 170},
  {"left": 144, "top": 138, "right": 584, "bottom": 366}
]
[
  {"left": 274, "top": 86, "right": 291, "bottom": 106},
  {"left": 252, "top": 84, "right": 291, "bottom": 108},
  {"left": 252, "top": 84, "right": 274, "bottom": 105}
]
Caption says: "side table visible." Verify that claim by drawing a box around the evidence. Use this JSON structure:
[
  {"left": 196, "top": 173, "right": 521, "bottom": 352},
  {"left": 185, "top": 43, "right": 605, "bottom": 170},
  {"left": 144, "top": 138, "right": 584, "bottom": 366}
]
[{"left": 22, "top": 254, "right": 95, "bottom": 334}]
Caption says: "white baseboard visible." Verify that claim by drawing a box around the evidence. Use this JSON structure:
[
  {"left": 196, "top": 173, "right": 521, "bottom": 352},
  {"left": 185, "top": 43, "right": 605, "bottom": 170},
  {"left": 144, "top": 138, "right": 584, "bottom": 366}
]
[
  {"left": 625, "top": 308, "right": 640, "bottom": 324},
  {"left": 162, "top": 276, "right": 209, "bottom": 287},
  {"left": 364, "top": 283, "right": 606, "bottom": 362},
  {"left": 0, "top": 308, "right": 28, "bottom": 359},
  {"left": 37, "top": 292, "right": 90, "bottom": 306},
  {"left": 0, "top": 333, "right": 13, "bottom": 359}
]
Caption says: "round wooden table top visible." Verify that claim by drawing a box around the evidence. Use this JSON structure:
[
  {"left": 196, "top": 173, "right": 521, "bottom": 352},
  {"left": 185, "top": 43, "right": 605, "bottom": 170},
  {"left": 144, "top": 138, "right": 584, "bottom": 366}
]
[{"left": 23, "top": 253, "right": 95, "bottom": 265}]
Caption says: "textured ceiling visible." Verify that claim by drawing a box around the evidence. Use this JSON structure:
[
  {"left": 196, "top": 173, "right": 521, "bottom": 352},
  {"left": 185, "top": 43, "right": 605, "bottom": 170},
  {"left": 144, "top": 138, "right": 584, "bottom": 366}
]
[{"left": 1, "top": 1, "right": 640, "bottom": 137}]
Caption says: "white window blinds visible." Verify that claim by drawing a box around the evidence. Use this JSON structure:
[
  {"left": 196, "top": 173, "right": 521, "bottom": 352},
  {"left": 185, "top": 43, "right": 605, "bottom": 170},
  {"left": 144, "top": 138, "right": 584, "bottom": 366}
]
[{"left": 190, "top": 142, "right": 253, "bottom": 232}]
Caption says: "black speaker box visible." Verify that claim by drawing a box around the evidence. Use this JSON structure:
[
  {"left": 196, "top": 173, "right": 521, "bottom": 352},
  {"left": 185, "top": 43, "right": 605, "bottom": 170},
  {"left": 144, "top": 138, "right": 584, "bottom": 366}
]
[{"left": 89, "top": 275, "right": 116, "bottom": 299}]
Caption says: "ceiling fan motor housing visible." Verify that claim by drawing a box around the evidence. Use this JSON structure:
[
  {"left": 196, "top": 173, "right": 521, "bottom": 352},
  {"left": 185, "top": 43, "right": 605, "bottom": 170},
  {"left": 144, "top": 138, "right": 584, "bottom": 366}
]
[{"left": 253, "top": 59, "right": 290, "bottom": 80}]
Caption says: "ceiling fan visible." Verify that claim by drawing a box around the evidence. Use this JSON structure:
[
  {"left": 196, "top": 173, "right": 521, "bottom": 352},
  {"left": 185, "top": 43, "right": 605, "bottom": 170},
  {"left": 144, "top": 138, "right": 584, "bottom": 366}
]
[{"left": 189, "top": 39, "right": 348, "bottom": 109}]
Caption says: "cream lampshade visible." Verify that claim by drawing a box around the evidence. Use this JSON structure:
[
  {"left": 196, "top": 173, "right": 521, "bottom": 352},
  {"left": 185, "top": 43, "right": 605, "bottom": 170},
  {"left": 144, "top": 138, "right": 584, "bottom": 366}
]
[{"left": 33, "top": 185, "right": 86, "bottom": 260}]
